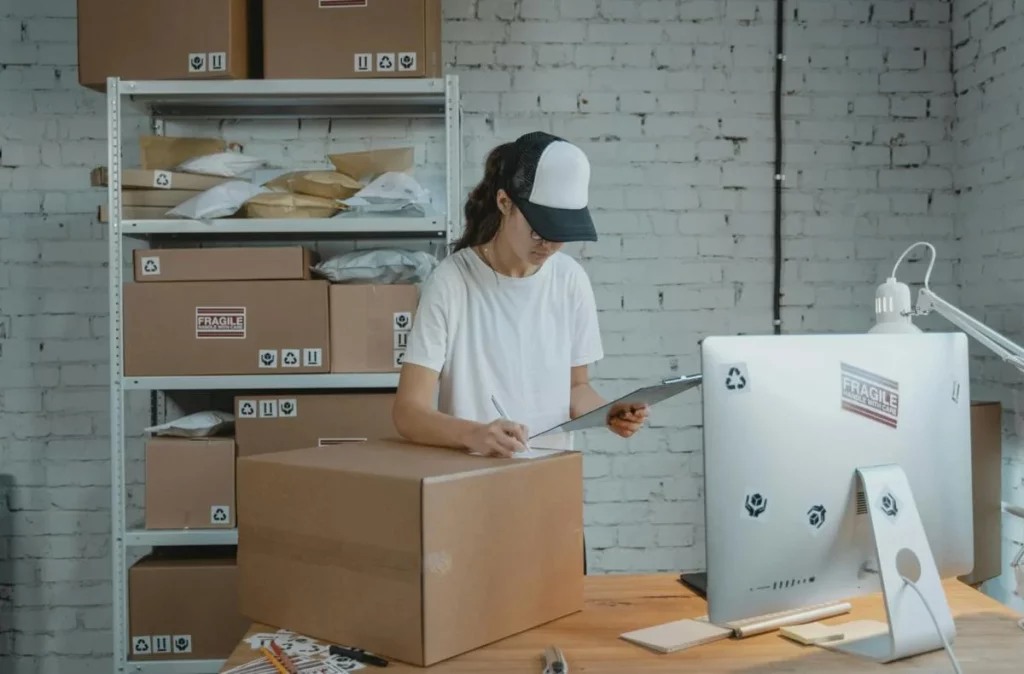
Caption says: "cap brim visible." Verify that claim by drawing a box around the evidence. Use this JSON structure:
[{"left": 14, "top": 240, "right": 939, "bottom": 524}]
[{"left": 515, "top": 198, "right": 598, "bottom": 243}]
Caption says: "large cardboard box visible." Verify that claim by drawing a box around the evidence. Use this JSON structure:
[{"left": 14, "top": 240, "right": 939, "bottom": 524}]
[
  {"left": 263, "top": 0, "right": 442, "bottom": 79},
  {"left": 124, "top": 281, "right": 330, "bottom": 376},
  {"left": 78, "top": 0, "right": 249, "bottom": 90},
  {"left": 330, "top": 284, "right": 418, "bottom": 373},
  {"left": 129, "top": 548, "right": 250, "bottom": 660},
  {"left": 234, "top": 393, "right": 396, "bottom": 457},
  {"left": 91, "top": 167, "right": 232, "bottom": 191},
  {"left": 133, "top": 247, "right": 316, "bottom": 283},
  {"left": 237, "top": 440, "right": 584, "bottom": 666},
  {"left": 959, "top": 401, "right": 1004, "bottom": 585},
  {"left": 145, "top": 438, "right": 236, "bottom": 530}
]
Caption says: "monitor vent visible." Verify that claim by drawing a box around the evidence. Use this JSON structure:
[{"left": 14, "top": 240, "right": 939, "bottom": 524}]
[{"left": 856, "top": 490, "right": 868, "bottom": 515}]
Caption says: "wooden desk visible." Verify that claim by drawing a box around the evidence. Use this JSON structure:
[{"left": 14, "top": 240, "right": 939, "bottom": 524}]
[{"left": 221, "top": 574, "right": 1024, "bottom": 673}]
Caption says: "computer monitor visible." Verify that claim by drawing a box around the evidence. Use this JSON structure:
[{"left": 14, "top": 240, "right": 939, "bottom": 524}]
[{"left": 699, "top": 333, "right": 973, "bottom": 660}]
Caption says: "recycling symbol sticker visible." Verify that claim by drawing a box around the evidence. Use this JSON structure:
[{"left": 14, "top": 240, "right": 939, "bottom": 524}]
[
  {"left": 210, "top": 506, "right": 230, "bottom": 524},
  {"left": 133, "top": 636, "right": 152, "bottom": 654},
  {"left": 238, "top": 400, "right": 256, "bottom": 418},
  {"left": 724, "top": 364, "right": 749, "bottom": 392},
  {"left": 140, "top": 257, "right": 160, "bottom": 275},
  {"left": 152, "top": 171, "right": 172, "bottom": 189},
  {"left": 282, "top": 349, "right": 300, "bottom": 368}
]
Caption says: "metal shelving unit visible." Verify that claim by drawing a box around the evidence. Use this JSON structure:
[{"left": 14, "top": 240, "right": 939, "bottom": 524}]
[{"left": 106, "top": 75, "right": 462, "bottom": 674}]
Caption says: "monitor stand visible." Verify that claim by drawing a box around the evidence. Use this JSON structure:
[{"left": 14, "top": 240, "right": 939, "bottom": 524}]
[{"left": 823, "top": 464, "right": 956, "bottom": 663}]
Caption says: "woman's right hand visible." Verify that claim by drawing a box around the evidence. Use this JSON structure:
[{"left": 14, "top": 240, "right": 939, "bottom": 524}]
[{"left": 462, "top": 419, "right": 529, "bottom": 458}]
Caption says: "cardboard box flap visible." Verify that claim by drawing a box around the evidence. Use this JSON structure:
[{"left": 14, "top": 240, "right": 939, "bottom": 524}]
[{"left": 242, "top": 439, "right": 556, "bottom": 481}]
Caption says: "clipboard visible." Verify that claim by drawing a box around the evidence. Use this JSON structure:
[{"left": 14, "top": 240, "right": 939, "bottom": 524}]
[{"left": 530, "top": 373, "right": 702, "bottom": 439}]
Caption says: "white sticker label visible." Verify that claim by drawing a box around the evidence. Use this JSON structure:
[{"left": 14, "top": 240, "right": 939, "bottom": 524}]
[
  {"left": 237, "top": 399, "right": 257, "bottom": 418},
  {"left": 303, "top": 348, "right": 323, "bottom": 367},
  {"left": 188, "top": 53, "right": 207, "bottom": 73},
  {"left": 172, "top": 635, "right": 193, "bottom": 654},
  {"left": 393, "top": 312, "right": 412, "bottom": 331},
  {"left": 259, "top": 399, "right": 278, "bottom": 418},
  {"left": 140, "top": 256, "right": 161, "bottom": 276},
  {"left": 132, "top": 636, "right": 152, "bottom": 655},
  {"left": 152, "top": 635, "right": 171, "bottom": 654},
  {"left": 278, "top": 399, "right": 298, "bottom": 417},
  {"left": 393, "top": 350, "right": 405, "bottom": 368},
  {"left": 376, "top": 53, "right": 396, "bottom": 72},
  {"left": 398, "top": 52, "right": 418, "bottom": 72},
  {"left": 319, "top": 437, "right": 367, "bottom": 446},
  {"left": 196, "top": 307, "right": 245, "bottom": 339},
  {"left": 258, "top": 349, "right": 278, "bottom": 368},
  {"left": 210, "top": 505, "right": 230, "bottom": 524},
  {"left": 394, "top": 331, "right": 409, "bottom": 349},
  {"left": 354, "top": 53, "right": 372, "bottom": 72},
  {"left": 208, "top": 52, "right": 227, "bottom": 72},
  {"left": 152, "top": 170, "right": 172, "bottom": 189},
  {"left": 281, "top": 349, "right": 301, "bottom": 368}
]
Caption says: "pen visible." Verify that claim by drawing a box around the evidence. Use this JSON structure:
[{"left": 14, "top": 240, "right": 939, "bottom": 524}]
[
  {"left": 329, "top": 644, "right": 389, "bottom": 667},
  {"left": 491, "top": 395, "right": 530, "bottom": 451}
]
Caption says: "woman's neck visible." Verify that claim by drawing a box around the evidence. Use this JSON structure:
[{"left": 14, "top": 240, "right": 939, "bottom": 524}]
[{"left": 478, "top": 237, "right": 539, "bottom": 278}]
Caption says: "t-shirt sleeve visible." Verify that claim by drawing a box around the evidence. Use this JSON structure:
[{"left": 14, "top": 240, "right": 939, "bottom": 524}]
[
  {"left": 571, "top": 263, "right": 604, "bottom": 367},
  {"left": 402, "top": 271, "right": 451, "bottom": 373}
]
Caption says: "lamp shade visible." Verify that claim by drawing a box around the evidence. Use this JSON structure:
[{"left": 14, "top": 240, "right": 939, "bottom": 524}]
[{"left": 868, "top": 277, "right": 921, "bottom": 334}]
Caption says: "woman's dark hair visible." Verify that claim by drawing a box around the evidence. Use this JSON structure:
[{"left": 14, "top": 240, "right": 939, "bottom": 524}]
[{"left": 452, "top": 142, "right": 514, "bottom": 252}]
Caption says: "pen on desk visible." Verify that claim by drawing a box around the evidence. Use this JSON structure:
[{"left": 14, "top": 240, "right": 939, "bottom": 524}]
[
  {"left": 329, "top": 644, "right": 389, "bottom": 667},
  {"left": 269, "top": 641, "right": 299, "bottom": 674}
]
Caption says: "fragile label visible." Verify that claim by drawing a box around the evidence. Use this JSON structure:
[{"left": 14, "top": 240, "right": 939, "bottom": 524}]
[
  {"left": 841, "top": 363, "right": 899, "bottom": 428},
  {"left": 196, "top": 307, "right": 245, "bottom": 339},
  {"left": 320, "top": 0, "right": 368, "bottom": 6},
  {"left": 211, "top": 505, "right": 230, "bottom": 524}
]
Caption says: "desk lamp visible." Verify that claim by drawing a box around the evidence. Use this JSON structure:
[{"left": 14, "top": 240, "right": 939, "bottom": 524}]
[{"left": 870, "top": 241, "right": 1024, "bottom": 642}]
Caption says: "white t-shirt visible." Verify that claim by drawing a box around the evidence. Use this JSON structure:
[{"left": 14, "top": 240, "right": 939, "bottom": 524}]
[{"left": 402, "top": 247, "right": 605, "bottom": 450}]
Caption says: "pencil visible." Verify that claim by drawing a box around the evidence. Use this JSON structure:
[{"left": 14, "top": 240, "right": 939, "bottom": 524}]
[
  {"left": 259, "top": 646, "right": 289, "bottom": 674},
  {"left": 270, "top": 641, "right": 300, "bottom": 674}
]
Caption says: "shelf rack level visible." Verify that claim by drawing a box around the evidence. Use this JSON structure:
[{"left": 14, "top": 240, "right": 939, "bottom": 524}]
[{"left": 107, "top": 75, "right": 462, "bottom": 674}]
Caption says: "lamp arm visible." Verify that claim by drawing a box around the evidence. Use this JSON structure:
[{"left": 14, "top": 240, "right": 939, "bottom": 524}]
[{"left": 916, "top": 289, "right": 1024, "bottom": 374}]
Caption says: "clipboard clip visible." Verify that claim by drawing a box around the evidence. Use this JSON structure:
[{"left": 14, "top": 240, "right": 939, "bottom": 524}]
[
  {"left": 542, "top": 645, "right": 567, "bottom": 674},
  {"left": 661, "top": 374, "right": 702, "bottom": 386}
]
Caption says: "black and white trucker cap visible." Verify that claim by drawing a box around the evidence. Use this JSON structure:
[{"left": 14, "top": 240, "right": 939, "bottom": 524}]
[{"left": 504, "top": 131, "right": 597, "bottom": 242}]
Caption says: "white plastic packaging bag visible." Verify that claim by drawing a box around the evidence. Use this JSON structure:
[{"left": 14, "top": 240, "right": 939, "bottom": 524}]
[
  {"left": 167, "top": 181, "right": 269, "bottom": 220},
  {"left": 144, "top": 410, "right": 234, "bottom": 438},
  {"left": 175, "top": 151, "right": 270, "bottom": 178},
  {"left": 313, "top": 248, "right": 439, "bottom": 285},
  {"left": 340, "top": 171, "right": 432, "bottom": 214}
]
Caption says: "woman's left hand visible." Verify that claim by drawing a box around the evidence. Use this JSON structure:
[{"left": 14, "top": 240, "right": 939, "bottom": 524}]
[{"left": 606, "top": 403, "right": 649, "bottom": 438}]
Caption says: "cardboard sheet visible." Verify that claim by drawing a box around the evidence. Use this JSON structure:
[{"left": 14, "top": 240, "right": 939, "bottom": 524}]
[{"left": 620, "top": 617, "right": 732, "bottom": 653}]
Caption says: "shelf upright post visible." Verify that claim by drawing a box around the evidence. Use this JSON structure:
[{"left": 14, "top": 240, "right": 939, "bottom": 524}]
[
  {"left": 445, "top": 74, "right": 462, "bottom": 248},
  {"left": 106, "top": 75, "right": 130, "bottom": 674}
]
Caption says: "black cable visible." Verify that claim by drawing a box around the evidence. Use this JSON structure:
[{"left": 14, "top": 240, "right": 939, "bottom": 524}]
[{"left": 772, "top": 0, "right": 785, "bottom": 335}]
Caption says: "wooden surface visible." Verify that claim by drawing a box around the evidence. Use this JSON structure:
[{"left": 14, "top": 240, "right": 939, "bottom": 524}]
[{"left": 220, "top": 574, "right": 1024, "bottom": 673}]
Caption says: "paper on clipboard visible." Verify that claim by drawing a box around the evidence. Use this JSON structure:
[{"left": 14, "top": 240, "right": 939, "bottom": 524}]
[{"left": 529, "top": 373, "right": 703, "bottom": 439}]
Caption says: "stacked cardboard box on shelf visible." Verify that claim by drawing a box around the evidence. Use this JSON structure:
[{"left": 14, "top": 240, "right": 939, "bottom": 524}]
[{"left": 77, "top": 0, "right": 442, "bottom": 88}]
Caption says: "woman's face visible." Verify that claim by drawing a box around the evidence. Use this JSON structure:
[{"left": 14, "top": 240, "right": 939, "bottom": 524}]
[{"left": 497, "top": 190, "right": 564, "bottom": 265}]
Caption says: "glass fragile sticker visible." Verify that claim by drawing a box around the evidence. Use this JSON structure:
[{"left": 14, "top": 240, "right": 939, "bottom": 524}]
[{"left": 196, "top": 307, "right": 245, "bottom": 339}]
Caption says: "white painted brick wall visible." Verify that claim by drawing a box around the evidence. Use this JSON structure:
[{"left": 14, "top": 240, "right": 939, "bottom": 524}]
[
  {"left": 0, "top": 0, "right": 961, "bottom": 670},
  {"left": 952, "top": 0, "right": 1024, "bottom": 613}
]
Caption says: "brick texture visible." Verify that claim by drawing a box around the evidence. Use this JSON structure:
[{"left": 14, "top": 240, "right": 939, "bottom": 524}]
[
  {"left": 952, "top": 0, "right": 1024, "bottom": 613},
  {"left": 0, "top": 0, "right": 963, "bottom": 671}
]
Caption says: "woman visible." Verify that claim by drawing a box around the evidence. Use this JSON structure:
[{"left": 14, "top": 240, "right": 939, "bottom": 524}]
[{"left": 393, "top": 131, "right": 649, "bottom": 457}]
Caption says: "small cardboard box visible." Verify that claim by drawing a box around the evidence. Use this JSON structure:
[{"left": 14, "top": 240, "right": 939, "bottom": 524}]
[
  {"left": 132, "top": 247, "right": 316, "bottom": 283},
  {"left": 91, "top": 167, "right": 232, "bottom": 191},
  {"left": 145, "top": 438, "right": 236, "bottom": 530},
  {"left": 129, "top": 548, "right": 250, "bottom": 661},
  {"left": 234, "top": 393, "right": 396, "bottom": 457},
  {"left": 959, "top": 401, "right": 1004, "bottom": 586},
  {"left": 329, "top": 284, "right": 418, "bottom": 373},
  {"left": 123, "top": 190, "right": 205, "bottom": 208},
  {"left": 124, "top": 280, "right": 330, "bottom": 376},
  {"left": 78, "top": 0, "right": 249, "bottom": 90},
  {"left": 237, "top": 440, "right": 584, "bottom": 666},
  {"left": 263, "top": 0, "right": 442, "bottom": 79}
]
